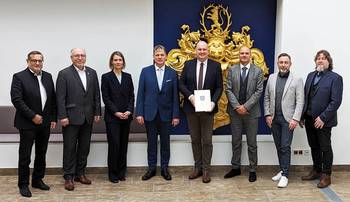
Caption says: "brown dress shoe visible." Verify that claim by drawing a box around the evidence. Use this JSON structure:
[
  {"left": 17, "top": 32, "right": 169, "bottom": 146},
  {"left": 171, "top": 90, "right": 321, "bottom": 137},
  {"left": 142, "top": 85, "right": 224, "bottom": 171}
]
[
  {"left": 188, "top": 170, "right": 203, "bottom": 180},
  {"left": 74, "top": 175, "right": 92, "bottom": 185},
  {"left": 202, "top": 171, "right": 211, "bottom": 183},
  {"left": 317, "top": 174, "right": 331, "bottom": 188},
  {"left": 64, "top": 180, "right": 74, "bottom": 191},
  {"left": 301, "top": 170, "right": 321, "bottom": 180}
]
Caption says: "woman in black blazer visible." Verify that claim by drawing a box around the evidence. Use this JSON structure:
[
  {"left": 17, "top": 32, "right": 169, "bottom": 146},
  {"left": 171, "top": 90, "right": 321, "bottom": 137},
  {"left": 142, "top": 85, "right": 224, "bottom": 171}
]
[{"left": 101, "top": 51, "right": 135, "bottom": 183}]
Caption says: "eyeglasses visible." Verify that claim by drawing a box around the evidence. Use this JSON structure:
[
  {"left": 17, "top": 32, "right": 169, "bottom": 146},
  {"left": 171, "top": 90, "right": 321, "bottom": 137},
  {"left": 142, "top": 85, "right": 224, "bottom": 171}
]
[
  {"left": 29, "top": 59, "right": 43, "bottom": 64},
  {"left": 72, "top": 54, "right": 86, "bottom": 58}
]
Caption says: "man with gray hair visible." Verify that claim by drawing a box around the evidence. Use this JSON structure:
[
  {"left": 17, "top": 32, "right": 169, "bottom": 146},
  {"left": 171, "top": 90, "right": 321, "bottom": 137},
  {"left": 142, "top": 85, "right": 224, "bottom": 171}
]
[{"left": 56, "top": 48, "right": 101, "bottom": 191}]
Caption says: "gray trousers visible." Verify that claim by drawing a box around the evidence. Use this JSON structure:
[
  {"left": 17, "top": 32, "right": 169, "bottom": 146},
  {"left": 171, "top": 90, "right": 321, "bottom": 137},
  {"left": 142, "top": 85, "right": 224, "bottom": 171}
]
[
  {"left": 230, "top": 116, "right": 258, "bottom": 172},
  {"left": 186, "top": 112, "right": 214, "bottom": 172}
]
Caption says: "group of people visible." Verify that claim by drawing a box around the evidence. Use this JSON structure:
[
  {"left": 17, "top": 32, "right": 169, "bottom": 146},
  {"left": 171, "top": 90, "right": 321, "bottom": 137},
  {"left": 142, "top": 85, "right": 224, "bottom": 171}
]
[{"left": 10, "top": 41, "right": 343, "bottom": 198}]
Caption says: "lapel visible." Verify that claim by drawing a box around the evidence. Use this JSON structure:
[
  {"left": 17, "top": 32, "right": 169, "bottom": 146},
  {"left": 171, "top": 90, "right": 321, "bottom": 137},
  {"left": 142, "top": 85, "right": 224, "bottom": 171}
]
[
  {"left": 314, "top": 71, "right": 329, "bottom": 95},
  {"left": 234, "top": 65, "right": 241, "bottom": 94},
  {"left": 305, "top": 71, "right": 316, "bottom": 96},
  {"left": 26, "top": 68, "right": 42, "bottom": 109},
  {"left": 191, "top": 60, "right": 198, "bottom": 90},
  {"left": 282, "top": 73, "right": 293, "bottom": 98},
  {"left": 110, "top": 71, "right": 121, "bottom": 87},
  {"left": 202, "top": 60, "right": 209, "bottom": 89},
  {"left": 160, "top": 66, "right": 169, "bottom": 92},
  {"left": 151, "top": 65, "right": 160, "bottom": 92},
  {"left": 270, "top": 73, "right": 277, "bottom": 100},
  {"left": 70, "top": 65, "right": 86, "bottom": 92},
  {"left": 246, "top": 65, "right": 255, "bottom": 93}
]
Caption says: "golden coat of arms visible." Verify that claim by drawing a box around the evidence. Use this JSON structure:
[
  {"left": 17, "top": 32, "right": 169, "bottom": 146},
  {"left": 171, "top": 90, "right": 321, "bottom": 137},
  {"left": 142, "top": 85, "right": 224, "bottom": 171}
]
[{"left": 166, "top": 4, "right": 269, "bottom": 129}]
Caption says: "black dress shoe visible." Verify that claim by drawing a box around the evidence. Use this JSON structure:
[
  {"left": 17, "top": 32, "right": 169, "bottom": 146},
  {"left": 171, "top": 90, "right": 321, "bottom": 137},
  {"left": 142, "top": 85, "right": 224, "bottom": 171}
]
[
  {"left": 161, "top": 169, "right": 172, "bottom": 181},
  {"left": 119, "top": 176, "right": 126, "bottom": 181},
  {"left": 249, "top": 172, "right": 257, "bottom": 182},
  {"left": 142, "top": 169, "right": 156, "bottom": 181},
  {"left": 32, "top": 179, "right": 50, "bottom": 190},
  {"left": 224, "top": 168, "right": 241, "bottom": 178},
  {"left": 19, "top": 186, "right": 32, "bottom": 197},
  {"left": 109, "top": 178, "right": 119, "bottom": 183}
]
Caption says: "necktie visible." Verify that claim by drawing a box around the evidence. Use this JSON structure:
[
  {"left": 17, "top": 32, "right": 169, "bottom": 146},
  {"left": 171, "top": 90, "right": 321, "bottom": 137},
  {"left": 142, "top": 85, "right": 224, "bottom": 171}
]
[
  {"left": 313, "top": 72, "right": 322, "bottom": 85},
  {"left": 198, "top": 62, "right": 204, "bottom": 90},
  {"left": 241, "top": 66, "right": 248, "bottom": 81},
  {"left": 157, "top": 68, "right": 163, "bottom": 90}
]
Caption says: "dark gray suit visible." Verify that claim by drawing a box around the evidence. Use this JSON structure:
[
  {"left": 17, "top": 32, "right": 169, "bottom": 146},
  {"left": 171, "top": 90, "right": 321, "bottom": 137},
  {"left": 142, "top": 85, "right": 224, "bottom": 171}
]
[
  {"left": 56, "top": 65, "right": 101, "bottom": 180},
  {"left": 225, "top": 63, "right": 263, "bottom": 172}
]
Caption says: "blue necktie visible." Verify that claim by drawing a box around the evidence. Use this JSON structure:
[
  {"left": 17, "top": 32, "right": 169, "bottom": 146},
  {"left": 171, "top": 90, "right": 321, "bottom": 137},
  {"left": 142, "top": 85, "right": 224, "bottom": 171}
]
[
  {"left": 313, "top": 72, "right": 322, "bottom": 85},
  {"left": 157, "top": 68, "right": 163, "bottom": 90}
]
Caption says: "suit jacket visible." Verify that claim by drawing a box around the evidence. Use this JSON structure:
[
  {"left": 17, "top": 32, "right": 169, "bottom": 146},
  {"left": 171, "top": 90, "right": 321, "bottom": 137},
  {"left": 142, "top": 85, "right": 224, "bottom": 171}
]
[
  {"left": 11, "top": 68, "right": 57, "bottom": 129},
  {"left": 264, "top": 72, "right": 304, "bottom": 122},
  {"left": 179, "top": 59, "right": 223, "bottom": 114},
  {"left": 101, "top": 71, "right": 135, "bottom": 123},
  {"left": 225, "top": 63, "right": 264, "bottom": 118},
  {"left": 56, "top": 65, "right": 101, "bottom": 125},
  {"left": 135, "top": 65, "right": 180, "bottom": 122},
  {"left": 302, "top": 70, "right": 343, "bottom": 127}
]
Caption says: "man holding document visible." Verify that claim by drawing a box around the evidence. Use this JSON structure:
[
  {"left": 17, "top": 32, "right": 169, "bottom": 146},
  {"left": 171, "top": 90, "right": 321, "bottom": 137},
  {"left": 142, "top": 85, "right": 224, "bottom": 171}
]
[{"left": 179, "top": 40, "right": 223, "bottom": 183}]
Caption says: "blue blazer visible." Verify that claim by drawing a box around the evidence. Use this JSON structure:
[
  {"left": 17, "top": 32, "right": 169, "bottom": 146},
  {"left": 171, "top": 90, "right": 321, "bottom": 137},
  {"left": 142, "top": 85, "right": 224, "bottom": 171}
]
[
  {"left": 135, "top": 65, "right": 180, "bottom": 122},
  {"left": 302, "top": 70, "right": 343, "bottom": 127},
  {"left": 101, "top": 71, "right": 134, "bottom": 123}
]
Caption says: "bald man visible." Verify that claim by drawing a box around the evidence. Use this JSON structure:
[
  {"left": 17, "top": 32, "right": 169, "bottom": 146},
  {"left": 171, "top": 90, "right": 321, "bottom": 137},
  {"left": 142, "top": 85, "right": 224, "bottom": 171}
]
[
  {"left": 179, "top": 41, "right": 223, "bottom": 183},
  {"left": 56, "top": 48, "right": 101, "bottom": 191},
  {"left": 225, "top": 46, "right": 264, "bottom": 182}
]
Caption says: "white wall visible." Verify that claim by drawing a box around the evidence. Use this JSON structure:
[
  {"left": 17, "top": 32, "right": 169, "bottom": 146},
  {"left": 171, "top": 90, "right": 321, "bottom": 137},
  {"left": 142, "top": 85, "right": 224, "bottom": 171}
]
[
  {"left": 0, "top": 0, "right": 349, "bottom": 168},
  {"left": 0, "top": 0, "right": 153, "bottom": 105},
  {"left": 277, "top": 0, "right": 350, "bottom": 165}
]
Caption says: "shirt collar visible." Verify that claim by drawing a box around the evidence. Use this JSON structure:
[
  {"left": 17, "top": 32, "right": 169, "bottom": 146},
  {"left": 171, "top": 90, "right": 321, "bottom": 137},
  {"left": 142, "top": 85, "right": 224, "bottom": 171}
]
[
  {"left": 155, "top": 64, "right": 165, "bottom": 71},
  {"left": 197, "top": 59, "right": 208, "bottom": 66},
  {"left": 240, "top": 63, "right": 251, "bottom": 70},
  {"left": 28, "top": 67, "right": 42, "bottom": 76},
  {"left": 74, "top": 65, "right": 86, "bottom": 72}
]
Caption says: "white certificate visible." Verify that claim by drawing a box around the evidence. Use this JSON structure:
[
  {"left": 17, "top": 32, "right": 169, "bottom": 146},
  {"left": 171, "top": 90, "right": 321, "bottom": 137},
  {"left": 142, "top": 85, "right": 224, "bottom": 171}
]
[{"left": 194, "top": 90, "right": 211, "bottom": 112}]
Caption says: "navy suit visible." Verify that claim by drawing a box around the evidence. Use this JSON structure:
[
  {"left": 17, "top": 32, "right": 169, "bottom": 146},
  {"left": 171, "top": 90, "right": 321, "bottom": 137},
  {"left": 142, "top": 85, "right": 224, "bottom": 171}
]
[
  {"left": 302, "top": 70, "right": 343, "bottom": 174},
  {"left": 11, "top": 68, "right": 57, "bottom": 188},
  {"left": 136, "top": 65, "right": 180, "bottom": 169},
  {"left": 101, "top": 71, "right": 134, "bottom": 180}
]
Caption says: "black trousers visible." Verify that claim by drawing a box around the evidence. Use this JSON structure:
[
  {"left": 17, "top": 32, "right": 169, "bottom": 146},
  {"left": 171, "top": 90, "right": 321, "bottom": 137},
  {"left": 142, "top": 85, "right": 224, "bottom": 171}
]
[
  {"left": 62, "top": 121, "right": 92, "bottom": 180},
  {"left": 105, "top": 122, "right": 130, "bottom": 180},
  {"left": 18, "top": 126, "right": 50, "bottom": 188},
  {"left": 304, "top": 115, "right": 333, "bottom": 174}
]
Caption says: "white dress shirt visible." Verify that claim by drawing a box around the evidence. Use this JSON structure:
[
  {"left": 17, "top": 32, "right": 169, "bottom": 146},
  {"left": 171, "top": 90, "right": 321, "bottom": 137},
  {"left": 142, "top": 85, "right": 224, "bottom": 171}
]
[
  {"left": 74, "top": 66, "right": 87, "bottom": 90},
  {"left": 196, "top": 59, "right": 208, "bottom": 89},
  {"left": 155, "top": 64, "right": 165, "bottom": 90},
  {"left": 30, "top": 69, "right": 47, "bottom": 110},
  {"left": 240, "top": 63, "right": 251, "bottom": 78}
]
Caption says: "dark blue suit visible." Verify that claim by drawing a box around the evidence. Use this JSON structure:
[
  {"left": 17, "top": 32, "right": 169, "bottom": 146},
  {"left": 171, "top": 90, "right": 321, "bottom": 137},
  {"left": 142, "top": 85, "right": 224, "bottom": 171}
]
[
  {"left": 136, "top": 65, "right": 180, "bottom": 169},
  {"left": 302, "top": 70, "right": 343, "bottom": 174}
]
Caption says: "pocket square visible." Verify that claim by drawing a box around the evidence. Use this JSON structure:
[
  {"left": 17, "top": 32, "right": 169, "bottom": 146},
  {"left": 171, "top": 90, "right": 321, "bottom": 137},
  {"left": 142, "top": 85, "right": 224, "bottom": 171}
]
[{"left": 166, "top": 79, "right": 172, "bottom": 82}]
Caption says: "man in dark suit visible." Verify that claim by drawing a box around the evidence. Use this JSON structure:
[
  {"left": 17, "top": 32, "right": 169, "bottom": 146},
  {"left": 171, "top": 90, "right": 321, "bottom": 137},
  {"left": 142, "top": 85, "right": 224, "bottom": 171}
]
[
  {"left": 179, "top": 40, "right": 223, "bottom": 183},
  {"left": 301, "top": 50, "right": 343, "bottom": 188},
  {"left": 11, "top": 51, "right": 57, "bottom": 197},
  {"left": 136, "top": 45, "right": 180, "bottom": 181},
  {"left": 225, "top": 46, "right": 264, "bottom": 182},
  {"left": 56, "top": 48, "right": 101, "bottom": 191}
]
